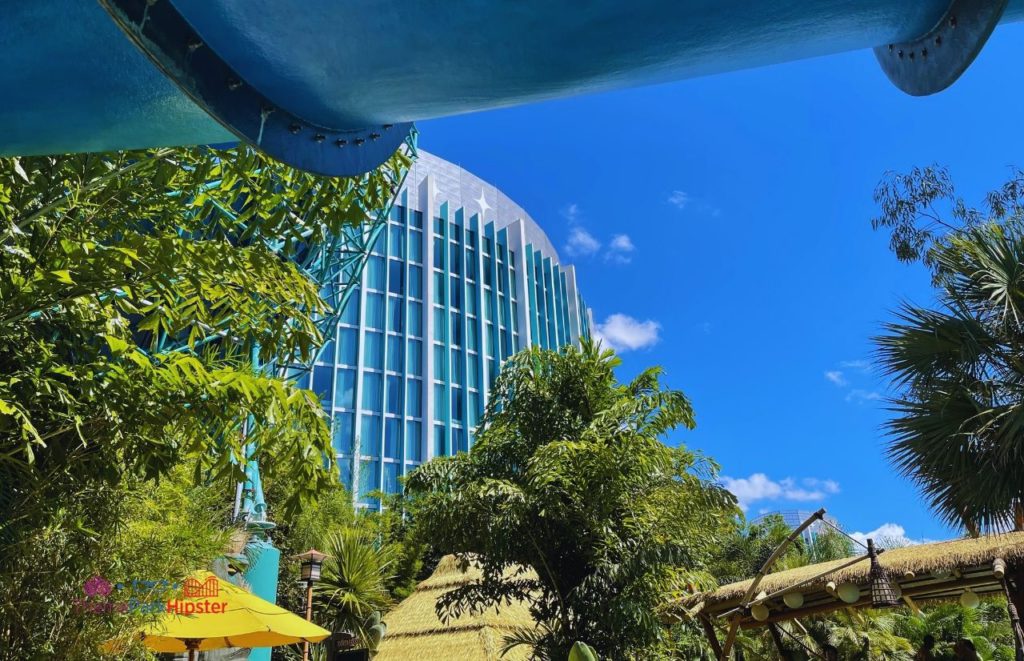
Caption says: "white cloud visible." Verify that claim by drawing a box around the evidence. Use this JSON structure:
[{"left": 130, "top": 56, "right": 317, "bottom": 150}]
[
  {"left": 824, "top": 370, "right": 847, "bottom": 387},
  {"left": 561, "top": 203, "right": 581, "bottom": 223},
  {"left": 840, "top": 359, "right": 871, "bottom": 373},
  {"left": 803, "top": 478, "right": 841, "bottom": 495},
  {"left": 846, "top": 389, "right": 882, "bottom": 404},
  {"left": 721, "top": 473, "right": 841, "bottom": 512},
  {"left": 564, "top": 227, "right": 601, "bottom": 258},
  {"left": 604, "top": 234, "right": 635, "bottom": 264},
  {"left": 592, "top": 314, "right": 660, "bottom": 352},
  {"left": 850, "top": 523, "right": 929, "bottom": 548},
  {"left": 668, "top": 190, "right": 690, "bottom": 209}
]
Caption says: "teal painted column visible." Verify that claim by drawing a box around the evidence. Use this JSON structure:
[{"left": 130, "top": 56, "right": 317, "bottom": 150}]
[{"left": 239, "top": 444, "right": 279, "bottom": 661}]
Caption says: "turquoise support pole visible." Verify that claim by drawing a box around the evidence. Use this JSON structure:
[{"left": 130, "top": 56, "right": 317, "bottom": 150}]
[{"left": 239, "top": 445, "right": 279, "bottom": 661}]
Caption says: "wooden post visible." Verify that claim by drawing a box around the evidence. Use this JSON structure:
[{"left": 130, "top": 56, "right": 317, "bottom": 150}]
[
  {"left": 720, "top": 618, "right": 740, "bottom": 661},
  {"left": 1005, "top": 569, "right": 1024, "bottom": 661},
  {"left": 303, "top": 579, "right": 314, "bottom": 661},
  {"left": 699, "top": 614, "right": 724, "bottom": 659}
]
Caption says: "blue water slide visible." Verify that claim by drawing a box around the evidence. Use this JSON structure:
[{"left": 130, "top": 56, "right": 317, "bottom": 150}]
[{"left": 3, "top": 0, "right": 1022, "bottom": 173}]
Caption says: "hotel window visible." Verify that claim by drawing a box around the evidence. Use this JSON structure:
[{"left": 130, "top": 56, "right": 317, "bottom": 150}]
[
  {"left": 339, "top": 328, "right": 358, "bottom": 366},
  {"left": 406, "top": 380, "right": 422, "bottom": 417},
  {"left": 451, "top": 387, "right": 463, "bottom": 421},
  {"left": 362, "top": 372, "right": 382, "bottom": 410},
  {"left": 366, "top": 293, "right": 385, "bottom": 330},
  {"left": 360, "top": 416, "right": 380, "bottom": 455},
  {"left": 363, "top": 331, "right": 384, "bottom": 370},
  {"left": 387, "top": 296, "right": 404, "bottom": 333},
  {"left": 388, "top": 225, "right": 405, "bottom": 258},
  {"left": 359, "top": 460, "right": 379, "bottom": 503},
  {"left": 410, "top": 210, "right": 423, "bottom": 229},
  {"left": 483, "top": 257, "right": 493, "bottom": 287},
  {"left": 409, "top": 231, "right": 423, "bottom": 263},
  {"left": 450, "top": 276, "right": 462, "bottom": 310},
  {"left": 386, "top": 336, "right": 403, "bottom": 372},
  {"left": 332, "top": 413, "right": 354, "bottom": 454},
  {"left": 407, "top": 302, "right": 422, "bottom": 336},
  {"left": 383, "top": 462, "right": 400, "bottom": 493},
  {"left": 450, "top": 312, "right": 462, "bottom": 346},
  {"left": 406, "top": 421, "right": 422, "bottom": 461},
  {"left": 388, "top": 260, "right": 404, "bottom": 295},
  {"left": 408, "top": 265, "right": 423, "bottom": 299},
  {"left": 433, "top": 311, "right": 446, "bottom": 343},
  {"left": 317, "top": 334, "right": 336, "bottom": 365},
  {"left": 451, "top": 350, "right": 464, "bottom": 386},
  {"left": 433, "top": 237, "right": 444, "bottom": 269},
  {"left": 433, "top": 384, "right": 447, "bottom": 422},
  {"left": 371, "top": 232, "right": 386, "bottom": 256},
  {"left": 465, "top": 250, "right": 477, "bottom": 281},
  {"left": 449, "top": 243, "right": 461, "bottom": 275},
  {"left": 453, "top": 427, "right": 467, "bottom": 454},
  {"left": 386, "top": 376, "right": 402, "bottom": 415},
  {"left": 367, "top": 256, "right": 385, "bottom": 290},
  {"left": 433, "top": 217, "right": 445, "bottom": 236},
  {"left": 433, "top": 272, "right": 445, "bottom": 305},
  {"left": 433, "top": 344, "right": 447, "bottom": 380},
  {"left": 384, "top": 418, "right": 402, "bottom": 460},
  {"left": 340, "top": 291, "right": 360, "bottom": 325},
  {"left": 407, "top": 340, "right": 422, "bottom": 377},
  {"left": 466, "top": 322, "right": 479, "bottom": 353},
  {"left": 431, "top": 427, "right": 444, "bottom": 457},
  {"left": 313, "top": 365, "right": 333, "bottom": 405},
  {"left": 334, "top": 369, "right": 356, "bottom": 409}
]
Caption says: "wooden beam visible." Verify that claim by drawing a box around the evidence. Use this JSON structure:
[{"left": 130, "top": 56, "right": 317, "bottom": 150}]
[
  {"left": 720, "top": 617, "right": 740, "bottom": 661},
  {"left": 738, "top": 574, "right": 1007, "bottom": 628},
  {"left": 699, "top": 614, "right": 724, "bottom": 659}
]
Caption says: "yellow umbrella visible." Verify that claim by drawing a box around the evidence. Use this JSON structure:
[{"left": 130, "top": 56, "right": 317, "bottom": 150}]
[{"left": 118, "top": 571, "right": 330, "bottom": 660}]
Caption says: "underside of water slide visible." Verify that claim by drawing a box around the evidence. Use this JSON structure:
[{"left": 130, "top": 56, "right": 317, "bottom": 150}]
[{"left": 3, "top": 0, "right": 1022, "bottom": 174}]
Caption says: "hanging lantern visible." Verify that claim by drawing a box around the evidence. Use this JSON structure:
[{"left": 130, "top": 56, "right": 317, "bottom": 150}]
[
  {"left": 751, "top": 603, "right": 770, "bottom": 621},
  {"left": 868, "top": 539, "right": 901, "bottom": 607},
  {"left": 783, "top": 592, "right": 804, "bottom": 609},
  {"left": 960, "top": 589, "right": 980, "bottom": 609}
]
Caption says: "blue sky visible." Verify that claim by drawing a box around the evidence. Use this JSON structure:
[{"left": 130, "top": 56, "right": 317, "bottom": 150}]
[{"left": 417, "top": 23, "right": 1024, "bottom": 543}]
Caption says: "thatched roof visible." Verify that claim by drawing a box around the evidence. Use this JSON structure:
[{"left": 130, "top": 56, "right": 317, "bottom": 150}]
[
  {"left": 675, "top": 532, "right": 1024, "bottom": 627},
  {"left": 375, "top": 556, "right": 539, "bottom": 661}
]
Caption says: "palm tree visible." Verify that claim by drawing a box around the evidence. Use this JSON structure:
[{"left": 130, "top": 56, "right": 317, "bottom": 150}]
[
  {"left": 876, "top": 222, "right": 1024, "bottom": 535},
  {"left": 314, "top": 527, "right": 395, "bottom": 648}
]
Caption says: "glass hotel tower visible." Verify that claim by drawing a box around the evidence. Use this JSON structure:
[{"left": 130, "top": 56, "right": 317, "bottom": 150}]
[{"left": 303, "top": 152, "right": 591, "bottom": 506}]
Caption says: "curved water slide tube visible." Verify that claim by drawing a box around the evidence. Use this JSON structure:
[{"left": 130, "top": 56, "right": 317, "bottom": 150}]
[{"left": 3, "top": 0, "right": 1022, "bottom": 175}]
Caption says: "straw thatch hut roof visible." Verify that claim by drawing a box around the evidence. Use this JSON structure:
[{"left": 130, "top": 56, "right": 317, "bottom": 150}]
[
  {"left": 674, "top": 532, "right": 1024, "bottom": 628},
  {"left": 375, "top": 556, "right": 539, "bottom": 661}
]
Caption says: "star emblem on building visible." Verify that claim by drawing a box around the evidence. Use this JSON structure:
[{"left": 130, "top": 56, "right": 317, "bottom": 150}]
[{"left": 476, "top": 190, "right": 491, "bottom": 218}]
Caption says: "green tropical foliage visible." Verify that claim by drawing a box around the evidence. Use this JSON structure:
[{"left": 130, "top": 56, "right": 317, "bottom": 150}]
[
  {"left": 872, "top": 167, "right": 1024, "bottom": 534},
  {"left": 0, "top": 145, "right": 410, "bottom": 658},
  {"left": 406, "top": 340, "right": 739, "bottom": 659},
  {"left": 315, "top": 528, "right": 395, "bottom": 647}
]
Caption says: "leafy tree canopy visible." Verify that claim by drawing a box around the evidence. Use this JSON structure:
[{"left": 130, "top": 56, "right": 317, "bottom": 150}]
[
  {"left": 406, "top": 340, "right": 738, "bottom": 659},
  {"left": 872, "top": 167, "right": 1024, "bottom": 534},
  {"left": 0, "top": 145, "right": 410, "bottom": 657}
]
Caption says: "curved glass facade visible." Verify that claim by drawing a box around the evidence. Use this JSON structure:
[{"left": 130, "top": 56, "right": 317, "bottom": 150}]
[{"left": 296, "top": 151, "right": 590, "bottom": 506}]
